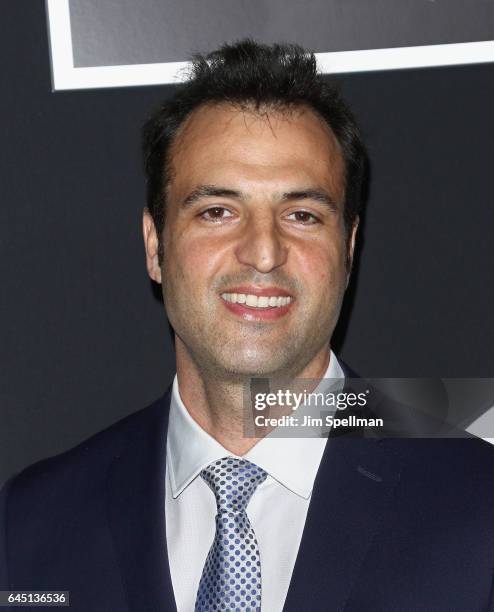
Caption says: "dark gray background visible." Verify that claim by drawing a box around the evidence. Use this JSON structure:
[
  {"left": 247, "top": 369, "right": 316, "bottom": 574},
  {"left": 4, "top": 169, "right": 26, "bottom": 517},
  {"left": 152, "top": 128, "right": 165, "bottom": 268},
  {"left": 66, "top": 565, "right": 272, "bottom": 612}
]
[
  {"left": 1, "top": 1, "right": 493, "bottom": 486},
  {"left": 69, "top": 0, "right": 494, "bottom": 67}
]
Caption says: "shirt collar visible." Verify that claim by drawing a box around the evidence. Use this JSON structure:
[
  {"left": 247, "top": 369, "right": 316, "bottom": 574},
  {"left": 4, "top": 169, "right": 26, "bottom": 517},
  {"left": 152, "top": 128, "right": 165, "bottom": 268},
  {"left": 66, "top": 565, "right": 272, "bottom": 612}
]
[{"left": 167, "top": 350, "right": 345, "bottom": 500}]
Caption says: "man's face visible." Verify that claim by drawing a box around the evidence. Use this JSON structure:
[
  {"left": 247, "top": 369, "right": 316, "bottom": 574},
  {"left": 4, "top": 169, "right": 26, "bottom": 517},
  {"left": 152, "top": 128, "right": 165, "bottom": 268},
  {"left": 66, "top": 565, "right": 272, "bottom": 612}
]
[{"left": 144, "top": 103, "right": 357, "bottom": 379}]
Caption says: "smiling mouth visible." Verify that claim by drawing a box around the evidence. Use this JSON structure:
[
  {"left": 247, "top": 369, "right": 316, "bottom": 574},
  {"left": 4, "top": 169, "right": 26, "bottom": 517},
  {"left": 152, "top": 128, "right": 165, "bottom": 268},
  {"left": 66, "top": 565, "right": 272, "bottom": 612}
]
[{"left": 220, "top": 292, "right": 293, "bottom": 309}]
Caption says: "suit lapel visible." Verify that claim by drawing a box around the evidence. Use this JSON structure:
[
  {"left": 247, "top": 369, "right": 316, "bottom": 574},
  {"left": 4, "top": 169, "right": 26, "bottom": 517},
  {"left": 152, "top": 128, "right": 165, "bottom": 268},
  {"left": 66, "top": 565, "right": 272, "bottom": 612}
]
[
  {"left": 283, "top": 435, "right": 402, "bottom": 611},
  {"left": 283, "top": 363, "right": 402, "bottom": 610},
  {"left": 106, "top": 390, "right": 176, "bottom": 612}
]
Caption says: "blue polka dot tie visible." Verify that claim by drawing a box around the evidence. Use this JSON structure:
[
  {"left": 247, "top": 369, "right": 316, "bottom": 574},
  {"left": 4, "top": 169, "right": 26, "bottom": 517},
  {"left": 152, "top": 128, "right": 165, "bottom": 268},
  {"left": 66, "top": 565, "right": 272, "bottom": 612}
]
[{"left": 195, "top": 457, "right": 267, "bottom": 612}]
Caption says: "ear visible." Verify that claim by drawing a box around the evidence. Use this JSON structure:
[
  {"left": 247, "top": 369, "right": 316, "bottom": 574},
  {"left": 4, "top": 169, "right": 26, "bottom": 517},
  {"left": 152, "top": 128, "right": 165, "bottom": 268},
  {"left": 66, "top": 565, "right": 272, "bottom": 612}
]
[
  {"left": 346, "top": 216, "right": 359, "bottom": 287},
  {"left": 142, "top": 208, "right": 162, "bottom": 284}
]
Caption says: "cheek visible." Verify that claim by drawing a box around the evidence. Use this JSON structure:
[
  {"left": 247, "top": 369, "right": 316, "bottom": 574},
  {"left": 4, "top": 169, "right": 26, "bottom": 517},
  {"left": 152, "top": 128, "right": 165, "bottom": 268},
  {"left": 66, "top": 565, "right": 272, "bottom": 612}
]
[
  {"left": 170, "top": 232, "right": 231, "bottom": 288},
  {"left": 295, "top": 239, "right": 346, "bottom": 289}
]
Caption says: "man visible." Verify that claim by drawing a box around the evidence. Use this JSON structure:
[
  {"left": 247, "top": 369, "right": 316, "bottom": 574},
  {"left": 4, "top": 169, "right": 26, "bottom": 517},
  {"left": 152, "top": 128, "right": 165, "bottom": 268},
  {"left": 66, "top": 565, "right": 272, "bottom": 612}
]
[{"left": 1, "top": 40, "right": 494, "bottom": 611}]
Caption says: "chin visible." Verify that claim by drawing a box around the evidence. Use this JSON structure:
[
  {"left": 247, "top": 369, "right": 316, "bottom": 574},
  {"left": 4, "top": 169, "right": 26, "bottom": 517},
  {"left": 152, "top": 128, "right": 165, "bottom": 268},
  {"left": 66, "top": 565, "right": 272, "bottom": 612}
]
[{"left": 219, "top": 351, "right": 292, "bottom": 378}]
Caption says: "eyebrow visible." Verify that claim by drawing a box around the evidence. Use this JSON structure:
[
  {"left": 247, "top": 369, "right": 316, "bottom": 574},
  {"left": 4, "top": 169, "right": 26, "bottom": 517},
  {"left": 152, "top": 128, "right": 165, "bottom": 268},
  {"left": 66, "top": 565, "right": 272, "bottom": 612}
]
[
  {"left": 281, "top": 189, "right": 338, "bottom": 212},
  {"left": 182, "top": 185, "right": 243, "bottom": 208},
  {"left": 181, "top": 184, "right": 338, "bottom": 212}
]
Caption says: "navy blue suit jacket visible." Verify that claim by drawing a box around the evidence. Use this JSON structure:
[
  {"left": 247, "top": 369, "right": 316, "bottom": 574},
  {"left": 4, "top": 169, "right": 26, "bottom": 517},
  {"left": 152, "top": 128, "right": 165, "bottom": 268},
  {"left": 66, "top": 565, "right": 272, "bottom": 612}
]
[{"left": 1, "top": 377, "right": 494, "bottom": 611}]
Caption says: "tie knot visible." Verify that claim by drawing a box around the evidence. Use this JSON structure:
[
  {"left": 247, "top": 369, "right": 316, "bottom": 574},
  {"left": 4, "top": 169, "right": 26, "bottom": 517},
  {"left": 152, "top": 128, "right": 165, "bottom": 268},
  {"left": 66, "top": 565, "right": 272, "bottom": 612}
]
[{"left": 200, "top": 457, "right": 267, "bottom": 514}]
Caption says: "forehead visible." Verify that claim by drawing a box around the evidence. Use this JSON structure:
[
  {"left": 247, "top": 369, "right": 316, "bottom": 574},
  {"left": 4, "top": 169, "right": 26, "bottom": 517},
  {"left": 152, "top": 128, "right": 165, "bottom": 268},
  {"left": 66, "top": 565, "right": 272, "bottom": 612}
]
[{"left": 168, "top": 102, "right": 345, "bottom": 200}]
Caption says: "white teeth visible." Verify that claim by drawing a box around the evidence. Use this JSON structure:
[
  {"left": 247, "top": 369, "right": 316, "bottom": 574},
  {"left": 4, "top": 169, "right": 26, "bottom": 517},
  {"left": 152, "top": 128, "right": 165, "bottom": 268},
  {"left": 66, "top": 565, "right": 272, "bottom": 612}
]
[{"left": 220, "top": 293, "right": 293, "bottom": 308}]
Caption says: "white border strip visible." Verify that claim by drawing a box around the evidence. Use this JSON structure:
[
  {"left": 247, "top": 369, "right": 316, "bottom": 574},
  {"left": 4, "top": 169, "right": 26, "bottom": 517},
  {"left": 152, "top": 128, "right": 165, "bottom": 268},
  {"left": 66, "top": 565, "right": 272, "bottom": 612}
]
[
  {"left": 46, "top": 0, "right": 494, "bottom": 91},
  {"left": 317, "top": 41, "right": 494, "bottom": 74}
]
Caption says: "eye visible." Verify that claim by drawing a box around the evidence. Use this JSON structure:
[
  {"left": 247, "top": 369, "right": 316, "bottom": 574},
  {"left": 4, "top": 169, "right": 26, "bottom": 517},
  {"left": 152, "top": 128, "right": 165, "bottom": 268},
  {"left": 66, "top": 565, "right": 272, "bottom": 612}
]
[
  {"left": 285, "top": 210, "right": 320, "bottom": 224},
  {"left": 200, "top": 207, "right": 234, "bottom": 222}
]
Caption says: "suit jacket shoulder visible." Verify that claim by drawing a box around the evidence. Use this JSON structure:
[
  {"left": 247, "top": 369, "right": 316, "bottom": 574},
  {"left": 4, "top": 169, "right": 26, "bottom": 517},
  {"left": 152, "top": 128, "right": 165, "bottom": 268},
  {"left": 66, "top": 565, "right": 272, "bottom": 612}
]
[
  {"left": 0, "top": 390, "right": 173, "bottom": 610},
  {"left": 2, "top": 390, "right": 170, "bottom": 512}
]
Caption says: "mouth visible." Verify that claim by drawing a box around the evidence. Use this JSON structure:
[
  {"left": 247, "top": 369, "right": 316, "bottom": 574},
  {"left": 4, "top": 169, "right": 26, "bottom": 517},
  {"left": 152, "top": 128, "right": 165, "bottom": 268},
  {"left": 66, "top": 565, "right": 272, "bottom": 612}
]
[{"left": 219, "top": 286, "right": 295, "bottom": 321}]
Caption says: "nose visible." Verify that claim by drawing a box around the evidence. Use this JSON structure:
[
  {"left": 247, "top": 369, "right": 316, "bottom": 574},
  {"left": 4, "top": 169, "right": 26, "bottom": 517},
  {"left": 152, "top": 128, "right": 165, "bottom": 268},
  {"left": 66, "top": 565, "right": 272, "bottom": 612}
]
[{"left": 235, "top": 212, "right": 288, "bottom": 273}]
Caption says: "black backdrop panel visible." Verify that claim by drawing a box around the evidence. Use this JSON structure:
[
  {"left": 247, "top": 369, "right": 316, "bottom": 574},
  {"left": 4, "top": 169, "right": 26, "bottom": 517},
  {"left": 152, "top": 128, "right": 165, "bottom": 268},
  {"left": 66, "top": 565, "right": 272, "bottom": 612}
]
[{"left": 1, "top": 1, "right": 493, "bottom": 485}]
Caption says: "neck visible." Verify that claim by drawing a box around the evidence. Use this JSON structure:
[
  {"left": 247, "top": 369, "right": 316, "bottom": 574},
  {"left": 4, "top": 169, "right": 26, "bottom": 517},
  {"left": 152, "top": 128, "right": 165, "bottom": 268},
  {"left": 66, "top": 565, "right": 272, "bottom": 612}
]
[{"left": 174, "top": 337, "right": 332, "bottom": 456}]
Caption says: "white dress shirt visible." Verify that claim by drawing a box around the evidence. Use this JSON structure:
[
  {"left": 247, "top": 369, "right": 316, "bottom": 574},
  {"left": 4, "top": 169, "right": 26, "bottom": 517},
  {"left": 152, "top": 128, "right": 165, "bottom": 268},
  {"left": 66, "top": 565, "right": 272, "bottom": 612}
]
[{"left": 165, "top": 351, "right": 345, "bottom": 612}]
